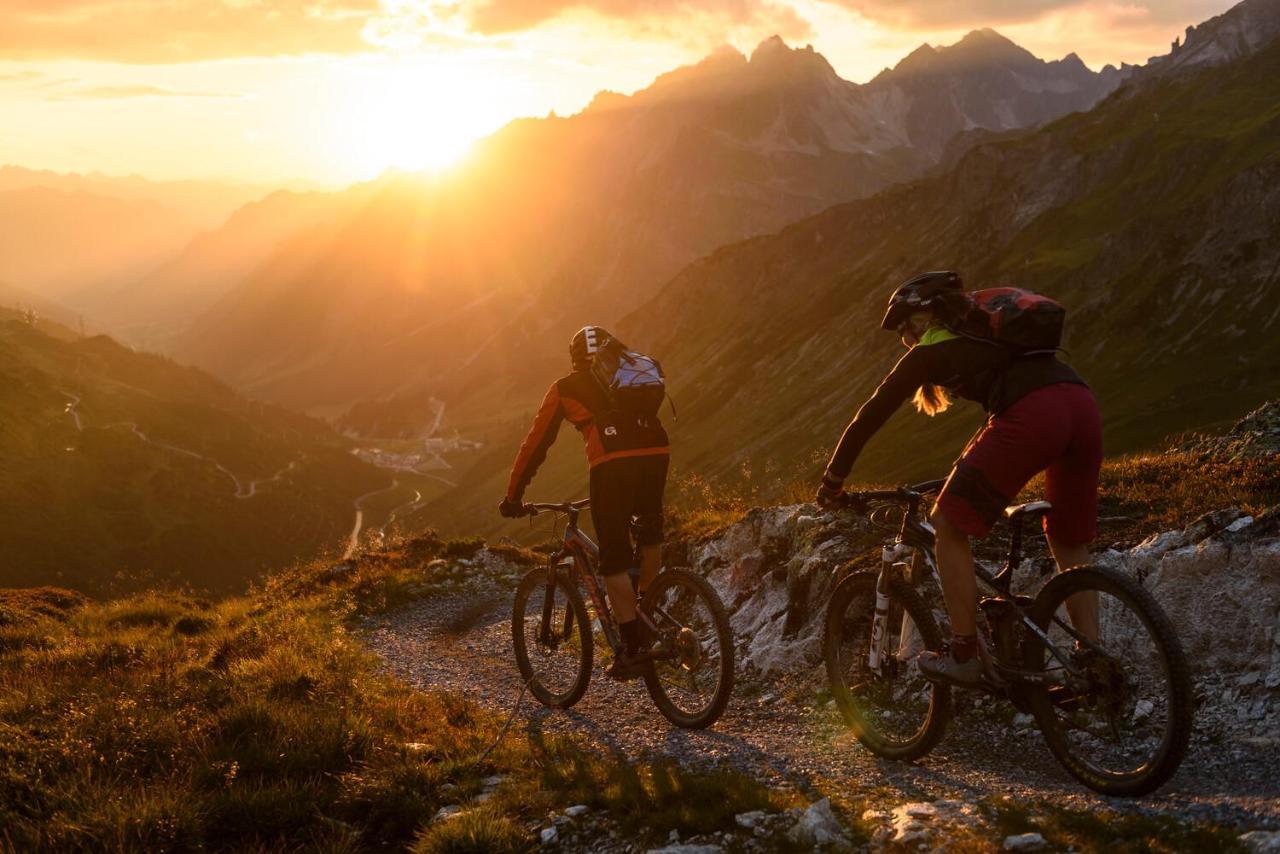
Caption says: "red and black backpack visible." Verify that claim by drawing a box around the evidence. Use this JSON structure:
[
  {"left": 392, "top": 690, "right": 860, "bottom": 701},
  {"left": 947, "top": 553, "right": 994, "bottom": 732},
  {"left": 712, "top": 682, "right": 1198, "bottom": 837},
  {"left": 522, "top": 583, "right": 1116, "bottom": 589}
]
[{"left": 942, "top": 287, "right": 1065, "bottom": 353}]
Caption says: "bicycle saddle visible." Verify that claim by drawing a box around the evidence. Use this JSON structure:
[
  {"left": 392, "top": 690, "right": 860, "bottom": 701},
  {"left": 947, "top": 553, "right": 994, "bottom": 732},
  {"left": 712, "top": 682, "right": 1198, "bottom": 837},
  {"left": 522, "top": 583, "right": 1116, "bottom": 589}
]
[{"left": 1005, "top": 500, "right": 1052, "bottom": 521}]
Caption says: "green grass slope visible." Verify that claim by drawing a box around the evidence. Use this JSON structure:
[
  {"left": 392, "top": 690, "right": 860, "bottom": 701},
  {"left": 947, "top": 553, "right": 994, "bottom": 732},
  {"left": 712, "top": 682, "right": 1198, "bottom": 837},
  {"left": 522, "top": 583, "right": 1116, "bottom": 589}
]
[{"left": 0, "top": 310, "right": 385, "bottom": 594}]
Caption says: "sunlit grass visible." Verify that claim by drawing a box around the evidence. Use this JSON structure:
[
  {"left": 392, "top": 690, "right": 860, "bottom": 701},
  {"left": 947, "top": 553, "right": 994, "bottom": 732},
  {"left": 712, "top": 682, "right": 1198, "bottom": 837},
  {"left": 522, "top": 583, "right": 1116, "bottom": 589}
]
[{"left": 0, "top": 530, "right": 785, "bottom": 851}]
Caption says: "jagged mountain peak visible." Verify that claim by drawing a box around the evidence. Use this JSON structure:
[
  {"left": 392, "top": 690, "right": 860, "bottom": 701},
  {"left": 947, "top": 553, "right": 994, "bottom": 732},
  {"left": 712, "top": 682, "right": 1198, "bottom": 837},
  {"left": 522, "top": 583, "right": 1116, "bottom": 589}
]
[
  {"left": 1149, "top": 0, "right": 1280, "bottom": 73},
  {"left": 749, "top": 34, "right": 791, "bottom": 60},
  {"left": 885, "top": 29, "right": 1051, "bottom": 78}
]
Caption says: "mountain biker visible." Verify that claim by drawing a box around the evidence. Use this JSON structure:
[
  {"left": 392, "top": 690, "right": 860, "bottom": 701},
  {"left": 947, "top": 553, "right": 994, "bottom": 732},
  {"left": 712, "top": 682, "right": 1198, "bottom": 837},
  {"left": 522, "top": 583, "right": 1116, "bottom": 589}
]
[
  {"left": 499, "top": 326, "right": 670, "bottom": 680},
  {"left": 816, "top": 271, "right": 1102, "bottom": 688}
]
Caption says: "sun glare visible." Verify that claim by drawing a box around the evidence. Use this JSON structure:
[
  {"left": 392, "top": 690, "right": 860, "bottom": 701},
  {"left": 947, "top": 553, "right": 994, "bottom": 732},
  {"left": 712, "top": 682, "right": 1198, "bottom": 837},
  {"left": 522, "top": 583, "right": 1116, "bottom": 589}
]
[{"left": 335, "top": 59, "right": 514, "bottom": 178}]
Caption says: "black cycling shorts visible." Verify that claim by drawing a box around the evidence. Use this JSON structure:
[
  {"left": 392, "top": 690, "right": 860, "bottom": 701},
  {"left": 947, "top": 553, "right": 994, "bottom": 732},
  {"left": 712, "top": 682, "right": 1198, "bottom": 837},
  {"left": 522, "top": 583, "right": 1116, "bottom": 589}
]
[{"left": 589, "top": 454, "right": 669, "bottom": 575}]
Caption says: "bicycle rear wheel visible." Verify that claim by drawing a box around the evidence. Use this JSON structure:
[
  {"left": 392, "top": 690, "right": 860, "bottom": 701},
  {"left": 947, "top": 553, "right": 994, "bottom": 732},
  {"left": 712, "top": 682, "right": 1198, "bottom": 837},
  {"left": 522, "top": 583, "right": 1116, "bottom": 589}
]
[
  {"left": 640, "top": 569, "right": 734, "bottom": 729},
  {"left": 1023, "top": 564, "right": 1193, "bottom": 796},
  {"left": 824, "top": 570, "right": 951, "bottom": 760},
  {"left": 512, "top": 565, "right": 593, "bottom": 708}
]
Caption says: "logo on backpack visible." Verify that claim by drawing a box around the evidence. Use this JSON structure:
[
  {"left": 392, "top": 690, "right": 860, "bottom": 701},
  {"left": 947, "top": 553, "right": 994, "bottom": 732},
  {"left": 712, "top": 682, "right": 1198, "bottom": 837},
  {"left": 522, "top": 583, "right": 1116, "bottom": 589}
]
[
  {"left": 589, "top": 335, "right": 667, "bottom": 419},
  {"left": 943, "top": 287, "right": 1065, "bottom": 352}
]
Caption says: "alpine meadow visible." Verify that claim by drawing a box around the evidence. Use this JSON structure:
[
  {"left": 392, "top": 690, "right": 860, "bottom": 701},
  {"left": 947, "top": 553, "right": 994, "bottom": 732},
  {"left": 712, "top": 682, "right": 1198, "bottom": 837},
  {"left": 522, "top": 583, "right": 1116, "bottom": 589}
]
[{"left": 2, "top": 0, "right": 1279, "bottom": 851}]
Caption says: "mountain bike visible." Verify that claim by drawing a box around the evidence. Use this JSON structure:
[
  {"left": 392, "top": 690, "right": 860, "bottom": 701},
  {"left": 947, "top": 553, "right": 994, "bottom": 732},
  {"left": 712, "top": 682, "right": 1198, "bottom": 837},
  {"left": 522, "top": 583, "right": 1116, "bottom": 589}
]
[
  {"left": 822, "top": 480, "right": 1193, "bottom": 796},
  {"left": 511, "top": 498, "right": 734, "bottom": 729}
]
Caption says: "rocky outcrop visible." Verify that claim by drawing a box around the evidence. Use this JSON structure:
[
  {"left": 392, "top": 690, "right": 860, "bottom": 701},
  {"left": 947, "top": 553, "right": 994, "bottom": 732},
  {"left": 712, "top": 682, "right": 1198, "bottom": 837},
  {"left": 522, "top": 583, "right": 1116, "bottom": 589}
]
[
  {"left": 1098, "top": 507, "right": 1280, "bottom": 739},
  {"left": 1179, "top": 402, "right": 1280, "bottom": 461},
  {"left": 687, "top": 504, "right": 870, "bottom": 677},
  {"left": 681, "top": 496, "right": 1279, "bottom": 739}
]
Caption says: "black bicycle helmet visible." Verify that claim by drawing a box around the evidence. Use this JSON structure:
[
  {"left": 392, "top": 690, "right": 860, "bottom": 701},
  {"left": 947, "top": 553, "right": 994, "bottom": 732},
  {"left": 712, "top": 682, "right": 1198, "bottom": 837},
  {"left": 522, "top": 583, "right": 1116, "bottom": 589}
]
[
  {"left": 880, "top": 271, "right": 963, "bottom": 331},
  {"left": 570, "top": 325, "right": 612, "bottom": 370}
]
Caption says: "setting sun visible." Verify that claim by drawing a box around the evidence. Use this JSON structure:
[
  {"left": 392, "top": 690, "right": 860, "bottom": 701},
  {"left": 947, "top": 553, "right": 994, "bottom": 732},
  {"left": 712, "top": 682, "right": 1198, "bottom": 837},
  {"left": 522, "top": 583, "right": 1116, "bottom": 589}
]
[{"left": 333, "top": 58, "right": 531, "bottom": 177}]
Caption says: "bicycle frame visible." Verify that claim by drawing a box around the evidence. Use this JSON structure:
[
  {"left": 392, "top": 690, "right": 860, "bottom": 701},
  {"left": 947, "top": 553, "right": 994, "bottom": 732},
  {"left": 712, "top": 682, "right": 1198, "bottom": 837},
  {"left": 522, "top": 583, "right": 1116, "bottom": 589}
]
[
  {"left": 538, "top": 503, "right": 625, "bottom": 655},
  {"left": 861, "top": 483, "right": 1085, "bottom": 687}
]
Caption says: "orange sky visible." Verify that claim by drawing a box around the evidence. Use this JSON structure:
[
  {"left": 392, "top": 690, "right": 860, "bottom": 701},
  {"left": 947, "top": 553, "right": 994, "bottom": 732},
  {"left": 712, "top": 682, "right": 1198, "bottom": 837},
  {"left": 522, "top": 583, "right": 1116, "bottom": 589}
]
[{"left": 0, "top": 0, "right": 1238, "bottom": 184}]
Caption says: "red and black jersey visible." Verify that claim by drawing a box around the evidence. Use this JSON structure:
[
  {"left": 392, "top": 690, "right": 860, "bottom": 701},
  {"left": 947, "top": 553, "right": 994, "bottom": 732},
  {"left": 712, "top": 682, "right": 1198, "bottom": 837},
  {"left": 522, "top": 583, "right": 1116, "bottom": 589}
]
[{"left": 505, "top": 370, "right": 669, "bottom": 500}]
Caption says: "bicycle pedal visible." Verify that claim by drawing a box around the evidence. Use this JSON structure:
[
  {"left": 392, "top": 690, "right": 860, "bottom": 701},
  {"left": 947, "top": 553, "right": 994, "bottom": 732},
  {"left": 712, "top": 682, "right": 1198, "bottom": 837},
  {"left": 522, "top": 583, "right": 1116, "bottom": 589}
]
[
  {"left": 631, "top": 645, "right": 676, "bottom": 663},
  {"left": 1048, "top": 685, "right": 1083, "bottom": 711}
]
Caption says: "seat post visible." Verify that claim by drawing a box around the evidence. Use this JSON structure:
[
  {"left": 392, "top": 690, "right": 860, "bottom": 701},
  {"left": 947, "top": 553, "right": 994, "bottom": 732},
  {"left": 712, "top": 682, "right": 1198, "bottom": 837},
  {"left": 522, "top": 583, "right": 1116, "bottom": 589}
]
[
  {"left": 992, "top": 517, "right": 1024, "bottom": 590},
  {"left": 1007, "top": 517, "right": 1024, "bottom": 571}
]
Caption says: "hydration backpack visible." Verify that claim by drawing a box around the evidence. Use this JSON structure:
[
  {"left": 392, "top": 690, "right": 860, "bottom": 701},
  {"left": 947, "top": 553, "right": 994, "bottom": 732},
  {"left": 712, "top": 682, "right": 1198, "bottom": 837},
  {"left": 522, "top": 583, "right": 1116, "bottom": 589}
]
[
  {"left": 590, "top": 337, "right": 667, "bottom": 419},
  {"left": 944, "top": 287, "right": 1065, "bottom": 352}
]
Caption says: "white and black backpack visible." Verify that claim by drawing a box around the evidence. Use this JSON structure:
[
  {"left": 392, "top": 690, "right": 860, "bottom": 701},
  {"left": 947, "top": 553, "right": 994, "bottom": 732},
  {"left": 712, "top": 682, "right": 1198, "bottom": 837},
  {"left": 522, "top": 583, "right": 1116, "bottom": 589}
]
[{"left": 590, "top": 336, "right": 667, "bottom": 420}]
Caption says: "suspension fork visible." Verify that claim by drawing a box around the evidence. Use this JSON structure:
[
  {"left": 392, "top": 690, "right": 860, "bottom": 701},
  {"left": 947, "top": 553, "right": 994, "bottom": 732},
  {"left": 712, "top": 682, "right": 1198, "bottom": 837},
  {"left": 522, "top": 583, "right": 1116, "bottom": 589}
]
[
  {"left": 867, "top": 544, "right": 900, "bottom": 673},
  {"left": 540, "top": 556, "right": 563, "bottom": 646}
]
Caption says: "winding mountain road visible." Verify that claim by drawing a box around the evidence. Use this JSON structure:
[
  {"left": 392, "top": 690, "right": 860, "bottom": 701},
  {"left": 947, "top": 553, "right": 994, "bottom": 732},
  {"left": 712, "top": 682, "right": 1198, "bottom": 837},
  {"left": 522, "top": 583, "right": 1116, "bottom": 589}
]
[
  {"left": 58, "top": 390, "right": 300, "bottom": 500},
  {"left": 344, "top": 479, "right": 401, "bottom": 560}
]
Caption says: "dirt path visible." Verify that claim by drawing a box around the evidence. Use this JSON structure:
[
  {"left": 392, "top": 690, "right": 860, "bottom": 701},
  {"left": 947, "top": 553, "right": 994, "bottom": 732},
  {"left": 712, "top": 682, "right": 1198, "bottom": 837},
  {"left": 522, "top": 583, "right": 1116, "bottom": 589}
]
[{"left": 365, "top": 587, "right": 1280, "bottom": 835}]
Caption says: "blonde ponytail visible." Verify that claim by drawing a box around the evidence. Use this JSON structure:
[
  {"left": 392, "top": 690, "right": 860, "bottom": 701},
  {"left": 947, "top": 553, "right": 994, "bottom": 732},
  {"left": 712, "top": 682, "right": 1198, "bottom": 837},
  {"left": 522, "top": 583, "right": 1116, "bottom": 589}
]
[{"left": 913, "top": 384, "right": 952, "bottom": 416}]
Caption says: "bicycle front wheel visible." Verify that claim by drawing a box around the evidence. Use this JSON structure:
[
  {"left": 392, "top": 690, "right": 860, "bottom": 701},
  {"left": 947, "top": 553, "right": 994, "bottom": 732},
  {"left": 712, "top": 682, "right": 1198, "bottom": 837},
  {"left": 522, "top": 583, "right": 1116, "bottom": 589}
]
[
  {"left": 512, "top": 565, "right": 593, "bottom": 708},
  {"left": 824, "top": 570, "right": 951, "bottom": 760},
  {"left": 640, "top": 569, "right": 734, "bottom": 729},
  {"left": 1023, "top": 564, "right": 1193, "bottom": 796}
]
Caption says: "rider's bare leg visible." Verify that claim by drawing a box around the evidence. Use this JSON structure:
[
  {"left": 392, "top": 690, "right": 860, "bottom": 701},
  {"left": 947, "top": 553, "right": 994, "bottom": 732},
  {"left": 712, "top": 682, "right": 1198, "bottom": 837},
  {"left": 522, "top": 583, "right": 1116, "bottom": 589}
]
[
  {"left": 605, "top": 573, "right": 637, "bottom": 623},
  {"left": 637, "top": 544, "right": 661, "bottom": 598},
  {"left": 931, "top": 508, "right": 978, "bottom": 637},
  {"left": 1048, "top": 536, "right": 1098, "bottom": 641}
]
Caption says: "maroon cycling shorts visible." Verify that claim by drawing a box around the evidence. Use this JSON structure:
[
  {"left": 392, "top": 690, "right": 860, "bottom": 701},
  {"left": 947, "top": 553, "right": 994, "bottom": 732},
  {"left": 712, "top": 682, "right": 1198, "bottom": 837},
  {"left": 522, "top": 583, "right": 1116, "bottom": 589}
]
[{"left": 935, "top": 382, "right": 1102, "bottom": 545}]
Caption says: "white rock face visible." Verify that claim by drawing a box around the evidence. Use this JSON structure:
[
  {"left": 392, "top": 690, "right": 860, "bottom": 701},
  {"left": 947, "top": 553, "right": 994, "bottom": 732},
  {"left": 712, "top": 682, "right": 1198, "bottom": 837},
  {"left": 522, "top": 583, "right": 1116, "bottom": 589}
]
[
  {"left": 1094, "top": 507, "right": 1280, "bottom": 737},
  {"left": 1003, "top": 832, "right": 1048, "bottom": 851},
  {"left": 685, "top": 495, "right": 1279, "bottom": 739},
  {"left": 787, "top": 798, "right": 851, "bottom": 849},
  {"left": 1240, "top": 830, "right": 1280, "bottom": 853}
]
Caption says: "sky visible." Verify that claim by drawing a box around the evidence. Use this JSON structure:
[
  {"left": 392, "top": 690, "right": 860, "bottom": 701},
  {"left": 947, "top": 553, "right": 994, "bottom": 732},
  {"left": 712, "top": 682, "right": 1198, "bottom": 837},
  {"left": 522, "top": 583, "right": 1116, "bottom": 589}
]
[{"left": 0, "top": 0, "right": 1239, "bottom": 186}]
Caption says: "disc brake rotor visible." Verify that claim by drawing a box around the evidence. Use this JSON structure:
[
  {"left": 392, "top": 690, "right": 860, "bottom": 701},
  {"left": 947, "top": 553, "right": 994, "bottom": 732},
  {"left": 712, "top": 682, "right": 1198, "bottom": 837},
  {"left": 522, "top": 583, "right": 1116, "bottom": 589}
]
[{"left": 674, "top": 626, "right": 702, "bottom": 671}]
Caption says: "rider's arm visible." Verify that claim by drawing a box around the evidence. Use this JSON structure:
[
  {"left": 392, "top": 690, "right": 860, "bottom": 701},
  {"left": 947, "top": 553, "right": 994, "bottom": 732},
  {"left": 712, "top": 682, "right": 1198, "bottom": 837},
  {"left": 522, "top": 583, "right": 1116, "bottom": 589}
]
[
  {"left": 823, "top": 346, "right": 934, "bottom": 487},
  {"left": 506, "top": 383, "right": 565, "bottom": 501}
]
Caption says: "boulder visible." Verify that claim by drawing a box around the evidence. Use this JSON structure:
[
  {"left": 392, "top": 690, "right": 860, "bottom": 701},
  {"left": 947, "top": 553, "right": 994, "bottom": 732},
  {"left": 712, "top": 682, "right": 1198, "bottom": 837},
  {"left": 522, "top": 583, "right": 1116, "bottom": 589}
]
[{"left": 787, "top": 798, "right": 851, "bottom": 849}]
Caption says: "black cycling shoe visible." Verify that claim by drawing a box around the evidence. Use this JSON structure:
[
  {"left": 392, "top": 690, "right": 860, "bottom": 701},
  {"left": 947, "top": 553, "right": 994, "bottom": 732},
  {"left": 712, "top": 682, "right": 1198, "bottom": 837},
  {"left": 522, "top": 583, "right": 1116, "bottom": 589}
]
[{"left": 605, "top": 652, "right": 648, "bottom": 681}]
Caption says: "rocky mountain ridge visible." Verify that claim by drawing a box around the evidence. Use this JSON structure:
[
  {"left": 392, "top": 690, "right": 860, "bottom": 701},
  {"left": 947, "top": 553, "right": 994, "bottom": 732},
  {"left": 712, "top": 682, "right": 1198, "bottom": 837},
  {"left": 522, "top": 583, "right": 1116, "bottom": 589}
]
[{"left": 166, "top": 29, "right": 1120, "bottom": 414}]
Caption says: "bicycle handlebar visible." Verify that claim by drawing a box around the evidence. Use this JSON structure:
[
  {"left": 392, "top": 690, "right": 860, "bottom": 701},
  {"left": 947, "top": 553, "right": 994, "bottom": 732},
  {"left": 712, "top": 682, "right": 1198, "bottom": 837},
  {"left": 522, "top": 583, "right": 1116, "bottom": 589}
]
[
  {"left": 523, "top": 498, "right": 591, "bottom": 517},
  {"left": 845, "top": 478, "right": 946, "bottom": 507}
]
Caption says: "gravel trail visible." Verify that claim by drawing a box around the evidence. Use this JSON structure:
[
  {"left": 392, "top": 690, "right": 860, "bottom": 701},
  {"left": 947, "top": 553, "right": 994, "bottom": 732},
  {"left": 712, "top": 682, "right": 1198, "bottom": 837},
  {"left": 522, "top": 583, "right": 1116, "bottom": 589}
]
[{"left": 364, "top": 586, "right": 1280, "bottom": 832}]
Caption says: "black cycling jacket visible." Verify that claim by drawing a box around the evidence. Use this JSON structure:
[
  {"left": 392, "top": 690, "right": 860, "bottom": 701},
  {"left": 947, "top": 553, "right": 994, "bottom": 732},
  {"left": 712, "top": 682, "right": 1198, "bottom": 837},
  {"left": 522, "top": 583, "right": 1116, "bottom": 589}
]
[{"left": 824, "top": 330, "right": 1085, "bottom": 483}]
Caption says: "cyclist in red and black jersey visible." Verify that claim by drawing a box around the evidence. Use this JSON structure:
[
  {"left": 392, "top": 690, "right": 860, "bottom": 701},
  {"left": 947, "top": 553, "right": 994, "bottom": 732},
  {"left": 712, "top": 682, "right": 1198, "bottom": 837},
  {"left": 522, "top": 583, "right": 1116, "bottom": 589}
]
[
  {"left": 500, "top": 326, "right": 670, "bottom": 680},
  {"left": 817, "top": 272, "right": 1102, "bottom": 687}
]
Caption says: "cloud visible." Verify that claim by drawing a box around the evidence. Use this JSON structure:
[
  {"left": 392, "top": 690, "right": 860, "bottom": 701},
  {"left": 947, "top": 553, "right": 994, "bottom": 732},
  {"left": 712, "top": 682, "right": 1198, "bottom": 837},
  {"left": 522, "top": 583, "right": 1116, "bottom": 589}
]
[
  {"left": 0, "top": 0, "right": 385, "bottom": 62},
  {"left": 0, "top": 69, "right": 46, "bottom": 81},
  {"left": 835, "top": 0, "right": 1084, "bottom": 28},
  {"left": 837, "top": 0, "right": 1234, "bottom": 30},
  {"left": 459, "top": 0, "right": 810, "bottom": 39},
  {"left": 50, "top": 84, "right": 241, "bottom": 100}
]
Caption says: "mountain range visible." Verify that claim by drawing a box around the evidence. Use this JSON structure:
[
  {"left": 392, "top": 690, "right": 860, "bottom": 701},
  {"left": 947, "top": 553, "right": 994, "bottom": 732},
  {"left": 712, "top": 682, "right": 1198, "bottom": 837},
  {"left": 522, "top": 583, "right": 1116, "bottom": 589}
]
[
  {"left": 6, "top": 0, "right": 1278, "bottom": 557},
  {"left": 410, "top": 0, "right": 1280, "bottom": 537},
  {"left": 0, "top": 167, "right": 275, "bottom": 308},
  {"left": 165, "top": 28, "right": 1121, "bottom": 414}
]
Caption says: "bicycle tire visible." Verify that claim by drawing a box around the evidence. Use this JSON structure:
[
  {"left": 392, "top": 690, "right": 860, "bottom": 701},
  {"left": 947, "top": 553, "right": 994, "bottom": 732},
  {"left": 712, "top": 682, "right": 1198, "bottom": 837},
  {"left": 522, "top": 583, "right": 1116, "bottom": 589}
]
[
  {"left": 512, "top": 566, "right": 593, "bottom": 709},
  {"left": 1023, "top": 564, "right": 1193, "bottom": 796},
  {"left": 641, "top": 568, "right": 735, "bottom": 729},
  {"left": 824, "top": 570, "right": 951, "bottom": 760}
]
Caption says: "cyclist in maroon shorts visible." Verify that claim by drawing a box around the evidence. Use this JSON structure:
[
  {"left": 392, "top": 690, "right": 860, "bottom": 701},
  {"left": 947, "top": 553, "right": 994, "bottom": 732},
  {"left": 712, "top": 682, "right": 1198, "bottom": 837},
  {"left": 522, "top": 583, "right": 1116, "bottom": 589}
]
[{"left": 817, "top": 272, "right": 1102, "bottom": 688}]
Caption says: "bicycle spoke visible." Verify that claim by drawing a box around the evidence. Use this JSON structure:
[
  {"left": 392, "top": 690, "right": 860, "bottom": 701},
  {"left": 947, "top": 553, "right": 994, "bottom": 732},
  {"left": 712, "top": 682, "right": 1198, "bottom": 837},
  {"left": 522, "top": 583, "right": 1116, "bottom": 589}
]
[{"left": 1034, "top": 580, "right": 1180, "bottom": 783}]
